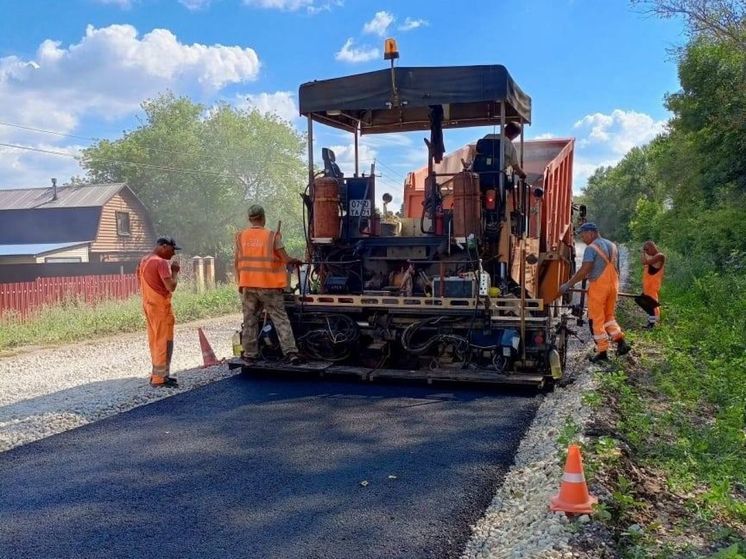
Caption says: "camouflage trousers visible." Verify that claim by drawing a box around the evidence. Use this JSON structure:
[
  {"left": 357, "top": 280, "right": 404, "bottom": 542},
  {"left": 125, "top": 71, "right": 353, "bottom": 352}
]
[{"left": 240, "top": 288, "right": 298, "bottom": 357}]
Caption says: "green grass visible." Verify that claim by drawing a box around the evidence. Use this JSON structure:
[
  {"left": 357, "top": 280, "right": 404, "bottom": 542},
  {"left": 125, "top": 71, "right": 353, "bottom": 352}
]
[
  {"left": 633, "top": 270, "right": 746, "bottom": 523},
  {"left": 0, "top": 282, "right": 239, "bottom": 352},
  {"left": 590, "top": 251, "right": 746, "bottom": 557}
]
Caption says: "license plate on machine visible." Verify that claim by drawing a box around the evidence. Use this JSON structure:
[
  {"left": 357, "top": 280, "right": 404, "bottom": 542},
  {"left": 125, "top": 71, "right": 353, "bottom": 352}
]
[{"left": 349, "top": 199, "right": 371, "bottom": 216}]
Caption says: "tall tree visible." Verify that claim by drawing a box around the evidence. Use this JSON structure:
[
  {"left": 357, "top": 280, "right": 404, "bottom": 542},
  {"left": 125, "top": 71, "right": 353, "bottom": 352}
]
[
  {"left": 580, "top": 145, "right": 663, "bottom": 242},
  {"left": 632, "top": 0, "right": 746, "bottom": 50},
  {"left": 580, "top": 2, "right": 746, "bottom": 270},
  {"left": 81, "top": 93, "right": 307, "bottom": 264}
]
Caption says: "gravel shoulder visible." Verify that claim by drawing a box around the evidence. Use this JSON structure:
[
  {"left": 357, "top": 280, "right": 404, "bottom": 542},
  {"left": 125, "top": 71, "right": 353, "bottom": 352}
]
[
  {"left": 460, "top": 328, "right": 604, "bottom": 559},
  {"left": 459, "top": 246, "right": 631, "bottom": 559},
  {"left": 0, "top": 313, "right": 242, "bottom": 453}
]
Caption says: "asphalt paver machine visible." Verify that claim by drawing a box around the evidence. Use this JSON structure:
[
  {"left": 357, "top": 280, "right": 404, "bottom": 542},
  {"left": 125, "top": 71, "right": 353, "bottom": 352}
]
[{"left": 231, "top": 45, "right": 578, "bottom": 388}]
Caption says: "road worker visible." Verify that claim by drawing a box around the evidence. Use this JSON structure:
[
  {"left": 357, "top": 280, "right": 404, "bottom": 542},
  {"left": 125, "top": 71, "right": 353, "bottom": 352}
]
[
  {"left": 641, "top": 240, "right": 665, "bottom": 329},
  {"left": 503, "top": 122, "right": 528, "bottom": 180},
  {"left": 137, "top": 237, "right": 181, "bottom": 387},
  {"left": 559, "top": 223, "right": 631, "bottom": 362},
  {"left": 234, "top": 204, "right": 303, "bottom": 366}
]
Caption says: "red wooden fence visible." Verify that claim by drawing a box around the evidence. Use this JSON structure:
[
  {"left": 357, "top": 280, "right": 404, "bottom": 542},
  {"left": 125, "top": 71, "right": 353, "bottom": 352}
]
[{"left": 0, "top": 274, "right": 140, "bottom": 319}]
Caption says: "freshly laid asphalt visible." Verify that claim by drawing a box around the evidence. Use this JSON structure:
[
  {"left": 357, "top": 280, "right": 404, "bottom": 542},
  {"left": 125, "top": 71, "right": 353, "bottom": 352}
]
[{"left": 0, "top": 373, "right": 539, "bottom": 559}]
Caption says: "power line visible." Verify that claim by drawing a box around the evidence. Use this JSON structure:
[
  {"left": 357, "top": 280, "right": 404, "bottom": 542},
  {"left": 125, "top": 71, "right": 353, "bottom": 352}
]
[
  {"left": 374, "top": 158, "right": 410, "bottom": 178},
  {"left": 0, "top": 142, "right": 305, "bottom": 183},
  {"left": 0, "top": 121, "right": 100, "bottom": 143},
  {"left": 0, "top": 118, "right": 421, "bottom": 177},
  {"left": 0, "top": 120, "right": 410, "bottom": 194},
  {"left": 0, "top": 119, "right": 300, "bottom": 169}
]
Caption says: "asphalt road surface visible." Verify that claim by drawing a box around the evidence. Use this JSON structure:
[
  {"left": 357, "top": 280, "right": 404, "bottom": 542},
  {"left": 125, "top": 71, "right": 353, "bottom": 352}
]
[{"left": 0, "top": 373, "right": 539, "bottom": 559}]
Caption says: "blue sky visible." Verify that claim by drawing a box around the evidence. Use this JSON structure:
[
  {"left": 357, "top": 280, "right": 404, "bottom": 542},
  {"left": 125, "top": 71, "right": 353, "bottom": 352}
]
[{"left": 0, "top": 0, "right": 685, "bottom": 195}]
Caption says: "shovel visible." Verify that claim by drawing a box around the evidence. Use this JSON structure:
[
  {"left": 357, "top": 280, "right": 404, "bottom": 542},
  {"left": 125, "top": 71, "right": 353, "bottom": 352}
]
[{"left": 569, "top": 289, "right": 660, "bottom": 314}]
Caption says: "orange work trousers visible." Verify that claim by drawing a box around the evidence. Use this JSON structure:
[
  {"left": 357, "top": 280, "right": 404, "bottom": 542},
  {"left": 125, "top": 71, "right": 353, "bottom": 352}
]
[
  {"left": 140, "top": 281, "right": 175, "bottom": 381},
  {"left": 587, "top": 245, "right": 625, "bottom": 353},
  {"left": 143, "top": 297, "right": 174, "bottom": 379},
  {"left": 642, "top": 266, "right": 664, "bottom": 324}
]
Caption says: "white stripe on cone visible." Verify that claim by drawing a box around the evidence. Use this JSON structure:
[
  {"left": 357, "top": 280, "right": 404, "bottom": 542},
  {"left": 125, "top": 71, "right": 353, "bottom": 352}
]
[{"left": 562, "top": 472, "right": 586, "bottom": 483}]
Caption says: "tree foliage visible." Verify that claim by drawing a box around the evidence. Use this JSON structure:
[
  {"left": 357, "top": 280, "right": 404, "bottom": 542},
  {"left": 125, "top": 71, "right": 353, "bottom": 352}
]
[
  {"left": 581, "top": 4, "right": 746, "bottom": 272},
  {"left": 579, "top": 144, "right": 664, "bottom": 242},
  {"left": 81, "top": 93, "right": 307, "bottom": 263},
  {"left": 632, "top": 0, "right": 746, "bottom": 49}
]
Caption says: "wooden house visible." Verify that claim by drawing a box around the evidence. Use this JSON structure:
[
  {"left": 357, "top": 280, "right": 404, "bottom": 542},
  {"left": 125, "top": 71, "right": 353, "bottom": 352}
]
[{"left": 0, "top": 183, "right": 156, "bottom": 264}]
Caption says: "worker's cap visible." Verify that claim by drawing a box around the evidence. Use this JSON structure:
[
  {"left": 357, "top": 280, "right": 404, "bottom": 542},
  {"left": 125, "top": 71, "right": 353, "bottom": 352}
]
[
  {"left": 575, "top": 222, "right": 599, "bottom": 234},
  {"left": 248, "top": 204, "right": 265, "bottom": 218},
  {"left": 157, "top": 237, "right": 181, "bottom": 250}
]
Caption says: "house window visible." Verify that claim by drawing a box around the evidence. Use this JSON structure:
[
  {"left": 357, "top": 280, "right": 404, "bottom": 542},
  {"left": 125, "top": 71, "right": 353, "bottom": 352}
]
[{"left": 116, "top": 212, "right": 131, "bottom": 236}]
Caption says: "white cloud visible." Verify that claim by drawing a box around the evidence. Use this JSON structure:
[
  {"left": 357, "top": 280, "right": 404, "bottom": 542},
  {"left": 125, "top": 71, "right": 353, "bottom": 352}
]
[
  {"left": 363, "top": 11, "right": 395, "bottom": 36},
  {"left": 179, "top": 0, "right": 212, "bottom": 9},
  {"left": 307, "top": 0, "right": 344, "bottom": 14},
  {"left": 574, "top": 109, "right": 666, "bottom": 155},
  {"left": 572, "top": 159, "right": 616, "bottom": 191},
  {"left": 398, "top": 17, "right": 428, "bottom": 31},
  {"left": 0, "top": 24, "right": 261, "bottom": 186},
  {"left": 93, "top": 0, "right": 134, "bottom": 8},
  {"left": 0, "top": 24, "right": 260, "bottom": 125},
  {"left": 325, "top": 143, "right": 377, "bottom": 176},
  {"left": 235, "top": 91, "right": 299, "bottom": 123},
  {"left": 358, "top": 132, "right": 414, "bottom": 149},
  {"left": 571, "top": 109, "right": 668, "bottom": 192},
  {"left": 0, "top": 143, "right": 84, "bottom": 188},
  {"left": 531, "top": 132, "right": 555, "bottom": 140},
  {"left": 242, "top": 0, "right": 343, "bottom": 13},
  {"left": 335, "top": 38, "right": 379, "bottom": 63}
]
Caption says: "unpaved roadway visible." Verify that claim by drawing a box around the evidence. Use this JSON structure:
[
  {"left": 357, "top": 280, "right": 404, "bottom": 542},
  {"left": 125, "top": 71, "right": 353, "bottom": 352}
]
[{"left": 0, "top": 372, "right": 539, "bottom": 558}]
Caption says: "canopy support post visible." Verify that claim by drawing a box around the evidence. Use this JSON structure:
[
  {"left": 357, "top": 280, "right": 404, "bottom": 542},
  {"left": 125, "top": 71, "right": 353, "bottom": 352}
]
[
  {"left": 307, "top": 115, "right": 314, "bottom": 184},
  {"left": 354, "top": 123, "right": 359, "bottom": 177},
  {"left": 498, "top": 101, "right": 508, "bottom": 283}
]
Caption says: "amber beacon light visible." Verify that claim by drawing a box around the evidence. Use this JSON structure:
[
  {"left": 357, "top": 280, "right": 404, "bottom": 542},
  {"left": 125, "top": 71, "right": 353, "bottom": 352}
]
[{"left": 384, "top": 38, "right": 399, "bottom": 60}]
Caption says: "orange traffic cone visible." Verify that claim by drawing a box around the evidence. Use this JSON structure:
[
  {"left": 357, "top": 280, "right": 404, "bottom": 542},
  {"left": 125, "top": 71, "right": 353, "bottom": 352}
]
[
  {"left": 198, "top": 327, "right": 220, "bottom": 367},
  {"left": 550, "top": 444, "right": 598, "bottom": 514}
]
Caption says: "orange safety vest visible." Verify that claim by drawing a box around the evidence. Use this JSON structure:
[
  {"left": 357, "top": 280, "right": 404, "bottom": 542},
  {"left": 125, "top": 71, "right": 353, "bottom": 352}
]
[{"left": 235, "top": 227, "right": 287, "bottom": 289}]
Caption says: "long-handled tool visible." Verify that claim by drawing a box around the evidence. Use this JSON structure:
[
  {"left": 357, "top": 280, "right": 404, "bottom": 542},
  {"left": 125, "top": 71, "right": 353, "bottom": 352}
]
[{"left": 569, "top": 288, "right": 660, "bottom": 314}]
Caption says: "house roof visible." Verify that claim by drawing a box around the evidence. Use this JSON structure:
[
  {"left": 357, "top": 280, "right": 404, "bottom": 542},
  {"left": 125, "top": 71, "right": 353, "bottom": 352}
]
[
  {"left": 0, "top": 242, "right": 90, "bottom": 257},
  {"left": 0, "top": 182, "right": 155, "bottom": 247},
  {"left": 0, "top": 183, "right": 126, "bottom": 210},
  {"left": 0, "top": 207, "right": 103, "bottom": 244}
]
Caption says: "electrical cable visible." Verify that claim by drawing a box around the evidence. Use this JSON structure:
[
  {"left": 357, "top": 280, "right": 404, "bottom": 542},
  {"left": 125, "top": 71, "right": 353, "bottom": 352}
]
[
  {"left": 0, "top": 140, "right": 306, "bottom": 183},
  {"left": 0, "top": 119, "right": 310, "bottom": 173},
  {"left": 296, "top": 313, "right": 360, "bottom": 362}
]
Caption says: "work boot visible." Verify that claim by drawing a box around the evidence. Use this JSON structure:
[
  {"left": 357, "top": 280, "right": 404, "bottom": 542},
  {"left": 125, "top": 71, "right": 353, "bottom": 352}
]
[
  {"left": 286, "top": 352, "right": 305, "bottom": 366},
  {"left": 589, "top": 351, "right": 609, "bottom": 363},
  {"left": 239, "top": 353, "right": 257, "bottom": 367},
  {"left": 617, "top": 339, "right": 632, "bottom": 356},
  {"left": 150, "top": 376, "right": 178, "bottom": 388}
]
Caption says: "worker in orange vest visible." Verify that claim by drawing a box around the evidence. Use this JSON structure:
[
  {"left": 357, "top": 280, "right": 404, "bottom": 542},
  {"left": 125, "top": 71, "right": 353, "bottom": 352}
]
[
  {"left": 560, "top": 223, "right": 631, "bottom": 362},
  {"left": 641, "top": 240, "right": 665, "bottom": 329},
  {"left": 234, "top": 204, "right": 303, "bottom": 366},
  {"left": 137, "top": 237, "right": 181, "bottom": 387}
]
